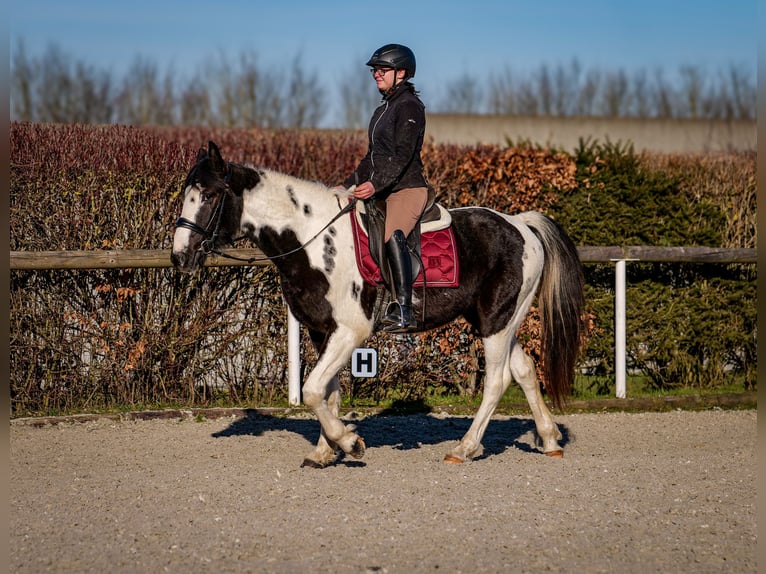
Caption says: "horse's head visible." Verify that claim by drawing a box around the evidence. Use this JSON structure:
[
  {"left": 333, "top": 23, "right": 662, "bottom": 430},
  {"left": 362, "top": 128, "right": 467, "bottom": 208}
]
[{"left": 171, "top": 141, "right": 250, "bottom": 273}]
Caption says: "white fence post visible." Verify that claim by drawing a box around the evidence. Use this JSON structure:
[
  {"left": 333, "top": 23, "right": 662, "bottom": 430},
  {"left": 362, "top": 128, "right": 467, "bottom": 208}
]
[
  {"left": 612, "top": 258, "right": 638, "bottom": 398},
  {"left": 613, "top": 259, "right": 627, "bottom": 398},
  {"left": 287, "top": 308, "right": 301, "bottom": 406}
]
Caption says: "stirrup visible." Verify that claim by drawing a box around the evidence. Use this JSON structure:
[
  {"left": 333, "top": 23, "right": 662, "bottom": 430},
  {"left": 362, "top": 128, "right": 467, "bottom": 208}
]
[{"left": 382, "top": 302, "right": 416, "bottom": 332}]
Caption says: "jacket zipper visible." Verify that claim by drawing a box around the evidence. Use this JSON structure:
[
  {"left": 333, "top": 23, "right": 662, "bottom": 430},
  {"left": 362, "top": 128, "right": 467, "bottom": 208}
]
[{"left": 369, "top": 100, "right": 389, "bottom": 184}]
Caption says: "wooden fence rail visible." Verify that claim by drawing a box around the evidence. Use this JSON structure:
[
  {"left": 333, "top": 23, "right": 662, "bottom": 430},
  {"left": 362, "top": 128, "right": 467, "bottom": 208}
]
[
  {"left": 9, "top": 245, "right": 757, "bottom": 402},
  {"left": 9, "top": 246, "right": 757, "bottom": 270}
]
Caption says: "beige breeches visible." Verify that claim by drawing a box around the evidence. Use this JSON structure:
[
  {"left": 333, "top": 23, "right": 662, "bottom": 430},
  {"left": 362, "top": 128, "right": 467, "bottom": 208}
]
[{"left": 384, "top": 187, "right": 428, "bottom": 241}]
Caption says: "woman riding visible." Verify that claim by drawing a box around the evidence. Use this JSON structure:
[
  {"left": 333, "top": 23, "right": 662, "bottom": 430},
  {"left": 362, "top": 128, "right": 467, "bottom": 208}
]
[{"left": 342, "top": 43, "right": 429, "bottom": 332}]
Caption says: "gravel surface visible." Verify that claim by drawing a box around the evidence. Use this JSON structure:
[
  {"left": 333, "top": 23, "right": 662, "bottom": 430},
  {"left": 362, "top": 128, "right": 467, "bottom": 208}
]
[{"left": 10, "top": 409, "right": 756, "bottom": 573}]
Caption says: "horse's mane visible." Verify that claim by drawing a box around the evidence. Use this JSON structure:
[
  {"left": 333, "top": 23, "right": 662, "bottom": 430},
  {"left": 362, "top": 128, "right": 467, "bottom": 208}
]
[{"left": 256, "top": 167, "right": 354, "bottom": 205}]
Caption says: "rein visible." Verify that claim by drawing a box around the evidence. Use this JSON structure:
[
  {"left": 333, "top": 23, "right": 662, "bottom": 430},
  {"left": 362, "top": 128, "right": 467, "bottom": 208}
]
[{"left": 176, "top": 185, "right": 357, "bottom": 265}]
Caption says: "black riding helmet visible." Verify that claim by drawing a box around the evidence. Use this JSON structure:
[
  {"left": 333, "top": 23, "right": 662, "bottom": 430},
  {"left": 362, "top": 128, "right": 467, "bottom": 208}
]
[{"left": 366, "top": 44, "right": 416, "bottom": 79}]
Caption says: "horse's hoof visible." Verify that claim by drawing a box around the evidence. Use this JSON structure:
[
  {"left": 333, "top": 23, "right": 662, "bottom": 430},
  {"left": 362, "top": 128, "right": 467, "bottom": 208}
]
[
  {"left": 349, "top": 437, "right": 366, "bottom": 459},
  {"left": 301, "top": 458, "right": 326, "bottom": 469},
  {"left": 545, "top": 450, "right": 564, "bottom": 458},
  {"left": 443, "top": 454, "right": 464, "bottom": 464}
]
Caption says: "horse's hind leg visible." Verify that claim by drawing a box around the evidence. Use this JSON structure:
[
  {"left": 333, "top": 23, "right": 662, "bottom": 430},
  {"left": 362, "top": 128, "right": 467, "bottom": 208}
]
[
  {"left": 510, "top": 343, "right": 563, "bottom": 456},
  {"left": 444, "top": 328, "right": 514, "bottom": 463}
]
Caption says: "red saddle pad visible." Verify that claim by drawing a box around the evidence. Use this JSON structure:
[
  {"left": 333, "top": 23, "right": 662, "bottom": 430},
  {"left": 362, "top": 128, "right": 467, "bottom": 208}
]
[{"left": 350, "top": 208, "right": 460, "bottom": 288}]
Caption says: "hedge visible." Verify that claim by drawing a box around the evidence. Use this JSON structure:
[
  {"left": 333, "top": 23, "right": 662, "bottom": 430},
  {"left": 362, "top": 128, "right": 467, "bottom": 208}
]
[{"left": 10, "top": 122, "right": 756, "bottom": 415}]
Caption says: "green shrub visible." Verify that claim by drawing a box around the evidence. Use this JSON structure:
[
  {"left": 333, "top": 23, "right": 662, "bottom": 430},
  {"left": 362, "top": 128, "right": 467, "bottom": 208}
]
[
  {"left": 553, "top": 139, "right": 725, "bottom": 246},
  {"left": 550, "top": 138, "right": 756, "bottom": 392}
]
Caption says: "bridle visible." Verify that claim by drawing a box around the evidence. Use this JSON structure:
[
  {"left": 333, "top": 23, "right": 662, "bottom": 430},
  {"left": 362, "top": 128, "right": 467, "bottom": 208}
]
[
  {"left": 175, "top": 161, "right": 234, "bottom": 256},
  {"left": 175, "top": 164, "right": 356, "bottom": 265},
  {"left": 175, "top": 191, "right": 228, "bottom": 256}
]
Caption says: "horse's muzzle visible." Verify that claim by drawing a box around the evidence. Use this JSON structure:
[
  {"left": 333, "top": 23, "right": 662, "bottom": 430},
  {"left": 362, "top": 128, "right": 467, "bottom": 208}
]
[{"left": 170, "top": 249, "right": 203, "bottom": 273}]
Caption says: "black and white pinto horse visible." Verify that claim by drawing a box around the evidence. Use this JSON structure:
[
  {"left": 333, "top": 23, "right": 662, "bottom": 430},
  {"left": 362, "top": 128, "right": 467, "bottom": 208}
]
[{"left": 172, "top": 141, "right": 585, "bottom": 468}]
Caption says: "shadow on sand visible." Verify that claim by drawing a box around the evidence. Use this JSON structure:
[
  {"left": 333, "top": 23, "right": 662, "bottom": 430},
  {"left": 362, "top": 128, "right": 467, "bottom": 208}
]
[{"left": 211, "top": 399, "right": 571, "bottom": 463}]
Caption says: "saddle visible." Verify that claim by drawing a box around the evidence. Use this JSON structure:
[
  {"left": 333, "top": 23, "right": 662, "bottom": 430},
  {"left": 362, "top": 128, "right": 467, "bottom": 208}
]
[{"left": 350, "top": 190, "right": 459, "bottom": 289}]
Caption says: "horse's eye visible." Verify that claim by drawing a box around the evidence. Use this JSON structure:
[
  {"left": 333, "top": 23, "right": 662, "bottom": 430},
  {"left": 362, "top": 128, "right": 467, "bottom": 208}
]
[{"left": 201, "top": 192, "right": 214, "bottom": 202}]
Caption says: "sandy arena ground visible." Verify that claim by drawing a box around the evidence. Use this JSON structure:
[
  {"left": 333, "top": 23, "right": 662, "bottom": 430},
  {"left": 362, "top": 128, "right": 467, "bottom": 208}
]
[{"left": 10, "top": 408, "right": 756, "bottom": 573}]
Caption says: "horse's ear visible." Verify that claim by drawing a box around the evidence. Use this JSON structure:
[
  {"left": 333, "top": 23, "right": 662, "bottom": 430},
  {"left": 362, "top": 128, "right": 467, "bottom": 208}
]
[
  {"left": 196, "top": 147, "right": 207, "bottom": 163},
  {"left": 208, "top": 141, "right": 226, "bottom": 174}
]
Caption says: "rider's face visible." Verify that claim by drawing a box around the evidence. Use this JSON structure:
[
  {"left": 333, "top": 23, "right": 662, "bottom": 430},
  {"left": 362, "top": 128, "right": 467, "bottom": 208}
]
[{"left": 371, "top": 67, "right": 405, "bottom": 91}]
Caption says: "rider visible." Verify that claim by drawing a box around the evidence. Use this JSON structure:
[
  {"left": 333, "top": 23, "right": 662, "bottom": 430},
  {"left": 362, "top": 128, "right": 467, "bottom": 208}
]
[{"left": 342, "top": 43, "right": 429, "bottom": 332}]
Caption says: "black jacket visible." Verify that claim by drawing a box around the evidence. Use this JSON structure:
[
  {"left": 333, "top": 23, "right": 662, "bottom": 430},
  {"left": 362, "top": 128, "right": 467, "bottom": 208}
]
[{"left": 344, "top": 83, "right": 428, "bottom": 197}]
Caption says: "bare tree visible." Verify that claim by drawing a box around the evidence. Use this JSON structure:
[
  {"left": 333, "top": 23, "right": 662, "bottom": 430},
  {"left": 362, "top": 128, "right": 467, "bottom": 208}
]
[
  {"left": 211, "top": 50, "right": 325, "bottom": 129},
  {"left": 679, "top": 65, "right": 704, "bottom": 118},
  {"left": 336, "top": 55, "right": 382, "bottom": 129},
  {"left": 36, "top": 44, "right": 76, "bottom": 123},
  {"left": 536, "top": 64, "right": 553, "bottom": 116},
  {"left": 652, "top": 68, "right": 676, "bottom": 118},
  {"left": 724, "top": 63, "right": 756, "bottom": 120},
  {"left": 487, "top": 69, "right": 516, "bottom": 115},
  {"left": 12, "top": 41, "right": 112, "bottom": 123},
  {"left": 76, "top": 61, "right": 114, "bottom": 124},
  {"left": 10, "top": 37, "right": 756, "bottom": 126},
  {"left": 552, "top": 60, "right": 579, "bottom": 116},
  {"left": 630, "top": 69, "right": 651, "bottom": 118},
  {"left": 232, "top": 50, "right": 264, "bottom": 127},
  {"left": 516, "top": 77, "right": 540, "bottom": 116},
  {"left": 25, "top": 43, "right": 113, "bottom": 124},
  {"left": 575, "top": 68, "right": 601, "bottom": 116},
  {"left": 255, "top": 75, "right": 285, "bottom": 128},
  {"left": 115, "top": 56, "right": 176, "bottom": 125},
  {"left": 209, "top": 51, "right": 240, "bottom": 128},
  {"left": 600, "top": 69, "right": 630, "bottom": 117},
  {"left": 285, "top": 54, "right": 326, "bottom": 128},
  {"left": 437, "top": 73, "right": 484, "bottom": 114},
  {"left": 233, "top": 50, "right": 280, "bottom": 128},
  {"left": 11, "top": 39, "right": 35, "bottom": 122},
  {"left": 178, "top": 77, "right": 213, "bottom": 126}
]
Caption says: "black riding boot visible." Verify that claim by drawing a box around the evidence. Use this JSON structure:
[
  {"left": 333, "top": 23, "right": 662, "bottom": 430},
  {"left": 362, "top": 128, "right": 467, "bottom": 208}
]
[{"left": 382, "top": 230, "right": 417, "bottom": 332}]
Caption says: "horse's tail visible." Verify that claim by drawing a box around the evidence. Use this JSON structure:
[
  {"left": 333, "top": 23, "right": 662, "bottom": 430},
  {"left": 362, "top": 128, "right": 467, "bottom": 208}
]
[{"left": 519, "top": 211, "right": 585, "bottom": 410}]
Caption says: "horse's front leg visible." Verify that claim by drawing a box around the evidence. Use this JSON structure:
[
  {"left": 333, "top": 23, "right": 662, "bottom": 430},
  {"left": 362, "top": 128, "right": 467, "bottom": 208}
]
[
  {"left": 301, "top": 373, "right": 342, "bottom": 468},
  {"left": 300, "top": 326, "right": 367, "bottom": 468},
  {"left": 300, "top": 328, "right": 343, "bottom": 468}
]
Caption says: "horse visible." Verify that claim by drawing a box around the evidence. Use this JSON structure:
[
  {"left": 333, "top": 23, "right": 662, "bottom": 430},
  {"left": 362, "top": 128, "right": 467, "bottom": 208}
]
[{"left": 171, "top": 141, "right": 585, "bottom": 468}]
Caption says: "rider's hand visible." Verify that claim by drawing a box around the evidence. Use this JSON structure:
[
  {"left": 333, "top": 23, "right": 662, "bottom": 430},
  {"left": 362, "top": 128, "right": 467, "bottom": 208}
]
[{"left": 353, "top": 181, "right": 375, "bottom": 199}]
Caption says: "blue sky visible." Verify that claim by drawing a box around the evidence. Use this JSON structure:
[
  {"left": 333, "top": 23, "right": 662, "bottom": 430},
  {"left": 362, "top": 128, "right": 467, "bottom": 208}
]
[{"left": 10, "top": 0, "right": 757, "bottom": 125}]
